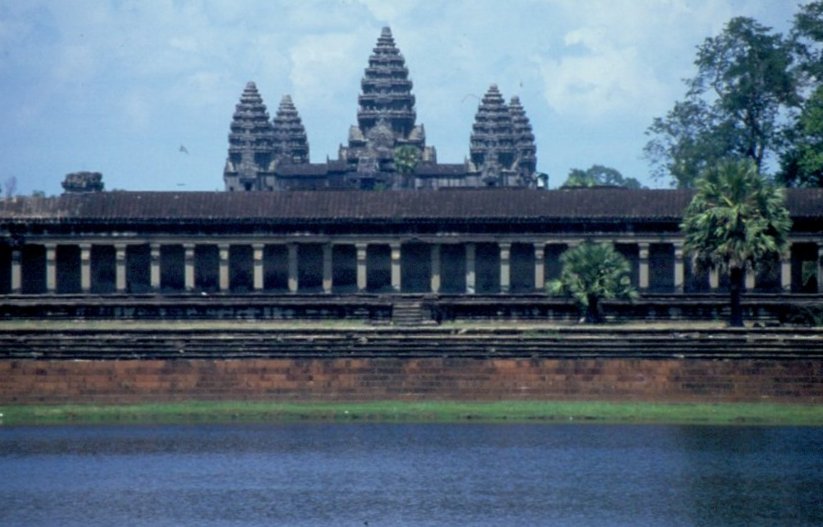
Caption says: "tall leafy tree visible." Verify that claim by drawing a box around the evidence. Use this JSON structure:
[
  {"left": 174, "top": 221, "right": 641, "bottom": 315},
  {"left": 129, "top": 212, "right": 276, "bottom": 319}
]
[
  {"left": 562, "top": 164, "right": 644, "bottom": 189},
  {"left": 547, "top": 242, "right": 637, "bottom": 324},
  {"left": 779, "top": 1, "right": 823, "bottom": 187},
  {"left": 646, "top": 17, "right": 798, "bottom": 188},
  {"left": 792, "top": 0, "right": 823, "bottom": 81},
  {"left": 779, "top": 85, "right": 823, "bottom": 187},
  {"left": 682, "top": 160, "right": 791, "bottom": 327}
]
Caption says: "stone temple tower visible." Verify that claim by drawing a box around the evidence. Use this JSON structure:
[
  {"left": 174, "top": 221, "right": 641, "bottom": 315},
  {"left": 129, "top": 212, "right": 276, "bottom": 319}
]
[
  {"left": 508, "top": 96, "right": 538, "bottom": 186},
  {"left": 223, "top": 82, "right": 276, "bottom": 191},
  {"left": 468, "top": 85, "right": 537, "bottom": 188},
  {"left": 338, "top": 27, "right": 436, "bottom": 189},
  {"left": 272, "top": 95, "right": 309, "bottom": 166}
]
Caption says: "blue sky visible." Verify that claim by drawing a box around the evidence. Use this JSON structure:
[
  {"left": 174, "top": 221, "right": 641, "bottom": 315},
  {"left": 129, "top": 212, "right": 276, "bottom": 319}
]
[{"left": 0, "top": 0, "right": 798, "bottom": 195}]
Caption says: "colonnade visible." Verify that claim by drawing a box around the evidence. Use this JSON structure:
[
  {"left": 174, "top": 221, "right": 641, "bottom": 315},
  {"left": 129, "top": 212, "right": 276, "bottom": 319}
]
[{"left": 1, "top": 238, "right": 821, "bottom": 295}]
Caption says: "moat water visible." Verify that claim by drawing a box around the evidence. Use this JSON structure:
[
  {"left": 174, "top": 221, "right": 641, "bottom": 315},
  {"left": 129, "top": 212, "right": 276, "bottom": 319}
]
[{"left": 1, "top": 423, "right": 822, "bottom": 526}]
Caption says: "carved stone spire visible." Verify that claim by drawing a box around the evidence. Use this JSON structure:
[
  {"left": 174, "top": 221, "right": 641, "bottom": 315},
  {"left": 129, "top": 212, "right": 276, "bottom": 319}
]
[
  {"left": 508, "top": 96, "right": 537, "bottom": 184},
  {"left": 357, "top": 26, "right": 416, "bottom": 137},
  {"left": 272, "top": 95, "right": 309, "bottom": 165},
  {"left": 339, "top": 26, "right": 434, "bottom": 189},
  {"left": 469, "top": 85, "right": 515, "bottom": 185},
  {"left": 224, "top": 82, "right": 275, "bottom": 191}
]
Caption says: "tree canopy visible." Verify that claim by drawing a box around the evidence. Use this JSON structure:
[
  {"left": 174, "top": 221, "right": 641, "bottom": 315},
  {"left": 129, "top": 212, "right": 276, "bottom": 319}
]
[
  {"left": 547, "top": 242, "right": 637, "bottom": 324},
  {"left": 645, "top": 17, "right": 798, "bottom": 188},
  {"left": 561, "top": 165, "right": 643, "bottom": 189},
  {"left": 682, "top": 159, "right": 791, "bottom": 326},
  {"left": 779, "top": 1, "right": 823, "bottom": 187}
]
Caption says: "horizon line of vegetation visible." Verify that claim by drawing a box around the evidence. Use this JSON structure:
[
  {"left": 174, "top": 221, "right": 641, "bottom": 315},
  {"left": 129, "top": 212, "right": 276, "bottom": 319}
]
[{"left": 2, "top": 400, "right": 821, "bottom": 427}]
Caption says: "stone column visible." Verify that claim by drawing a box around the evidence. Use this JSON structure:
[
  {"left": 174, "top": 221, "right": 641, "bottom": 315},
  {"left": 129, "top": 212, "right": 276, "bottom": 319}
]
[
  {"left": 430, "top": 244, "right": 441, "bottom": 293},
  {"left": 673, "top": 243, "right": 685, "bottom": 293},
  {"left": 390, "top": 242, "right": 401, "bottom": 292},
  {"left": 745, "top": 268, "right": 756, "bottom": 291},
  {"left": 218, "top": 244, "right": 230, "bottom": 291},
  {"left": 534, "top": 244, "right": 545, "bottom": 292},
  {"left": 322, "top": 243, "right": 333, "bottom": 294},
  {"left": 709, "top": 267, "right": 720, "bottom": 291},
  {"left": 465, "top": 243, "right": 476, "bottom": 294},
  {"left": 781, "top": 248, "right": 792, "bottom": 293},
  {"left": 80, "top": 243, "right": 92, "bottom": 293},
  {"left": 183, "top": 243, "right": 195, "bottom": 292},
  {"left": 818, "top": 243, "right": 823, "bottom": 294},
  {"left": 115, "top": 244, "right": 127, "bottom": 292},
  {"left": 149, "top": 243, "right": 161, "bottom": 290},
  {"left": 45, "top": 243, "right": 57, "bottom": 293},
  {"left": 253, "top": 243, "right": 264, "bottom": 291},
  {"left": 499, "top": 242, "right": 511, "bottom": 293},
  {"left": 638, "top": 242, "right": 650, "bottom": 290},
  {"left": 287, "top": 243, "right": 298, "bottom": 293},
  {"left": 356, "top": 243, "right": 368, "bottom": 292},
  {"left": 10, "top": 248, "right": 21, "bottom": 293}
]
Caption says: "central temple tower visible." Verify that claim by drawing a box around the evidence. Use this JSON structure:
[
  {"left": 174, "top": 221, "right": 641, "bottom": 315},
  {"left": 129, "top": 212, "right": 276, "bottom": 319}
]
[
  {"left": 224, "top": 26, "right": 538, "bottom": 191},
  {"left": 338, "top": 27, "right": 436, "bottom": 189}
]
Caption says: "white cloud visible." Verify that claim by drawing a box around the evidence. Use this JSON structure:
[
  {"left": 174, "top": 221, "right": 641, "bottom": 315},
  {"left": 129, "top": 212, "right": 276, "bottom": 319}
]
[{"left": 536, "top": 27, "right": 667, "bottom": 119}]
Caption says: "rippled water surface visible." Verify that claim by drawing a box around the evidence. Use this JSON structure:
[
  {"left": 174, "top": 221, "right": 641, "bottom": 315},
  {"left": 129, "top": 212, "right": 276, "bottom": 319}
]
[{"left": 1, "top": 423, "right": 822, "bottom": 526}]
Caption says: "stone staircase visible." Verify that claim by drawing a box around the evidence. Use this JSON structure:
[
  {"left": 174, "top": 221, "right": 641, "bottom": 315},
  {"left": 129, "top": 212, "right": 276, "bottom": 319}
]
[
  {"left": 391, "top": 298, "right": 429, "bottom": 326},
  {"left": 1, "top": 327, "right": 823, "bottom": 360}
]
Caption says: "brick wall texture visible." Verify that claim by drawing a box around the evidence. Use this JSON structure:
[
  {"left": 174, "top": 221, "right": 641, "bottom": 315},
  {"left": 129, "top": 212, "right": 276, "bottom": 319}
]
[{"left": 2, "top": 357, "right": 821, "bottom": 404}]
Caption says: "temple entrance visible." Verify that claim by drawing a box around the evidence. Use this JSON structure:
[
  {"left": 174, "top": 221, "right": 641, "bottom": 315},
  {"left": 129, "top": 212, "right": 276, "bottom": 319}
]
[
  {"left": 126, "top": 244, "right": 151, "bottom": 293},
  {"left": 684, "top": 257, "right": 710, "bottom": 293},
  {"left": 160, "top": 245, "right": 184, "bottom": 292},
  {"left": 367, "top": 245, "right": 391, "bottom": 292},
  {"left": 615, "top": 244, "right": 639, "bottom": 289},
  {"left": 264, "top": 245, "right": 288, "bottom": 291},
  {"left": 440, "top": 244, "right": 466, "bottom": 293},
  {"left": 510, "top": 243, "right": 534, "bottom": 293},
  {"left": 229, "top": 245, "right": 253, "bottom": 292},
  {"left": 90, "top": 245, "right": 116, "bottom": 294},
  {"left": 194, "top": 245, "right": 219, "bottom": 292},
  {"left": 649, "top": 243, "right": 674, "bottom": 292},
  {"left": 332, "top": 245, "right": 357, "bottom": 293},
  {"left": 298, "top": 244, "right": 323, "bottom": 292},
  {"left": 56, "top": 245, "right": 81, "bottom": 294},
  {"left": 0, "top": 245, "right": 10, "bottom": 294},
  {"left": 401, "top": 243, "right": 430, "bottom": 293},
  {"left": 475, "top": 243, "right": 500, "bottom": 294},
  {"left": 21, "top": 245, "right": 45, "bottom": 294},
  {"left": 792, "top": 243, "right": 819, "bottom": 293}
]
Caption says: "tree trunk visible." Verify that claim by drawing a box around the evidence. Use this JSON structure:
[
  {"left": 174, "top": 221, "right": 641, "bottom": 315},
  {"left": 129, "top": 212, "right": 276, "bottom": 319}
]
[
  {"left": 729, "top": 266, "right": 744, "bottom": 327},
  {"left": 584, "top": 294, "right": 602, "bottom": 324}
]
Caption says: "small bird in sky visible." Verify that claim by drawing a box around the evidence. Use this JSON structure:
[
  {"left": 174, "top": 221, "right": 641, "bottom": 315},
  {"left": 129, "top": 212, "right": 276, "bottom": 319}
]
[{"left": 179, "top": 145, "right": 189, "bottom": 154}]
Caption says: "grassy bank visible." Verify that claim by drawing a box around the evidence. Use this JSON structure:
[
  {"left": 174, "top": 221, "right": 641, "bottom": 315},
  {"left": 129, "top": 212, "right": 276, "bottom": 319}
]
[{"left": 1, "top": 400, "right": 821, "bottom": 426}]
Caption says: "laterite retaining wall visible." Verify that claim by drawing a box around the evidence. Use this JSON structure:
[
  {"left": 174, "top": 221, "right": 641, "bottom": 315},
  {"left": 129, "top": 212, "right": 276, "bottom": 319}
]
[{"left": 2, "top": 357, "right": 821, "bottom": 404}]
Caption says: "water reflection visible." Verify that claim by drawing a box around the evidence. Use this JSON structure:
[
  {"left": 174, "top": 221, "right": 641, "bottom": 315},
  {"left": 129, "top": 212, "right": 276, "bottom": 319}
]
[{"left": 1, "top": 423, "right": 821, "bottom": 526}]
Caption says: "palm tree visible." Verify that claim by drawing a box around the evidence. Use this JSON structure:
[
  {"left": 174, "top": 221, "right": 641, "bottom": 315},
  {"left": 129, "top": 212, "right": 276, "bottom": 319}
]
[
  {"left": 547, "top": 242, "right": 637, "bottom": 323},
  {"left": 682, "top": 159, "right": 791, "bottom": 327}
]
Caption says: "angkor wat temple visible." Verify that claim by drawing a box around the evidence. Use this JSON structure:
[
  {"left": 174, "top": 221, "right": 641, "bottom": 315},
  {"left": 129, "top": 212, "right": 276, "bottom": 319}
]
[
  {"left": 0, "top": 27, "right": 821, "bottom": 323},
  {"left": 223, "top": 27, "right": 539, "bottom": 192}
]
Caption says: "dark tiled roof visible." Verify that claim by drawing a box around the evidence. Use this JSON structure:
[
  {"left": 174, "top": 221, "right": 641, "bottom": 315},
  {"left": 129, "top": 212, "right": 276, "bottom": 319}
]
[{"left": 0, "top": 188, "right": 820, "bottom": 225}]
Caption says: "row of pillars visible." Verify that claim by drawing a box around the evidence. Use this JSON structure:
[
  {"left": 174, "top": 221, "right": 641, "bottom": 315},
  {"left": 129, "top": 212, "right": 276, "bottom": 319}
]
[{"left": 4, "top": 239, "right": 822, "bottom": 294}]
